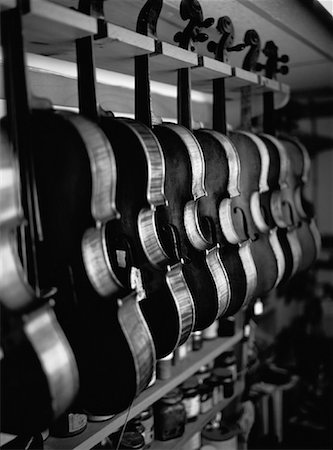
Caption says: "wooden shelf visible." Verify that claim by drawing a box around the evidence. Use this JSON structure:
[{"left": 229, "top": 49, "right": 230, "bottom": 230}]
[
  {"left": 226, "top": 67, "right": 259, "bottom": 91},
  {"left": 0, "top": 0, "right": 289, "bottom": 97},
  {"left": 4, "top": 0, "right": 97, "bottom": 42},
  {"left": 150, "top": 380, "right": 244, "bottom": 450},
  {"left": 44, "top": 331, "right": 243, "bottom": 450}
]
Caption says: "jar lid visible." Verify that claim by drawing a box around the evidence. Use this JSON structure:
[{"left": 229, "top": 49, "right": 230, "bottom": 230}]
[
  {"left": 192, "top": 331, "right": 202, "bottom": 337},
  {"left": 119, "top": 431, "right": 145, "bottom": 449},
  {"left": 207, "top": 374, "right": 219, "bottom": 387},
  {"left": 213, "top": 367, "right": 233, "bottom": 380},
  {"left": 202, "top": 424, "right": 237, "bottom": 441},
  {"left": 136, "top": 406, "right": 153, "bottom": 421},
  {"left": 126, "top": 420, "right": 145, "bottom": 434},
  {"left": 159, "top": 387, "right": 183, "bottom": 405}
]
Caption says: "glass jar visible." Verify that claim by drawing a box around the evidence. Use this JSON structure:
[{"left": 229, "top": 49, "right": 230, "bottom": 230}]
[
  {"left": 199, "top": 382, "right": 213, "bottom": 414},
  {"left": 156, "top": 353, "right": 173, "bottom": 380},
  {"left": 181, "top": 376, "right": 200, "bottom": 422},
  {"left": 213, "top": 368, "right": 234, "bottom": 399},
  {"left": 202, "top": 320, "right": 218, "bottom": 340},
  {"left": 207, "top": 374, "right": 220, "bottom": 406},
  {"left": 192, "top": 331, "right": 203, "bottom": 351},
  {"left": 196, "top": 364, "right": 211, "bottom": 384},
  {"left": 118, "top": 431, "right": 145, "bottom": 450},
  {"left": 216, "top": 350, "right": 237, "bottom": 381},
  {"left": 134, "top": 407, "right": 154, "bottom": 448},
  {"left": 154, "top": 388, "right": 186, "bottom": 441}
]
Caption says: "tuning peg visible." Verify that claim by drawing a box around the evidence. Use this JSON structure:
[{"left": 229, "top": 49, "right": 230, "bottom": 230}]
[
  {"left": 255, "top": 62, "right": 265, "bottom": 72},
  {"left": 279, "top": 65, "right": 289, "bottom": 75},
  {"left": 279, "top": 54, "right": 289, "bottom": 63},
  {"left": 207, "top": 40, "right": 217, "bottom": 53},
  {"left": 202, "top": 17, "right": 214, "bottom": 28},
  {"left": 195, "top": 32, "right": 209, "bottom": 42},
  {"left": 227, "top": 43, "right": 246, "bottom": 52},
  {"left": 173, "top": 31, "right": 182, "bottom": 43}
]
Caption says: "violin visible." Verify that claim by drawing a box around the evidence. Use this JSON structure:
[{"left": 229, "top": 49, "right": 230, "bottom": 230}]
[
  {"left": 27, "top": 1, "right": 156, "bottom": 414},
  {"left": 191, "top": 16, "right": 258, "bottom": 315},
  {"left": 74, "top": 0, "right": 196, "bottom": 359},
  {"left": 0, "top": 7, "right": 79, "bottom": 434},
  {"left": 256, "top": 40, "right": 320, "bottom": 275},
  {"left": 278, "top": 136, "right": 321, "bottom": 272},
  {"left": 153, "top": 0, "right": 230, "bottom": 329},
  {"left": 211, "top": 20, "right": 281, "bottom": 298}
]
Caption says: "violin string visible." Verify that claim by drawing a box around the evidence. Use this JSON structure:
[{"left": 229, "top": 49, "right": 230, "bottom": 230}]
[{"left": 115, "top": 401, "right": 134, "bottom": 450}]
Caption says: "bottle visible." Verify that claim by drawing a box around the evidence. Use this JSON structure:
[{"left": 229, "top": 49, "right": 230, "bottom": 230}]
[{"left": 154, "top": 388, "right": 186, "bottom": 441}]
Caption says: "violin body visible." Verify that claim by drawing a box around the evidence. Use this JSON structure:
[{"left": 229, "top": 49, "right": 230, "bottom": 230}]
[
  {"left": 98, "top": 116, "right": 196, "bottom": 358},
  {"left": 277, "top": 137, "right": 320, "bottom": 272},
  {"left": 153, "top": 123, "right": 223, "bottom": 329},
  {"left": 0, "top": 123, "right": 79, "bottom": 434},
  {"left": 221, "top": 131, "right": 280, "bottom": 298},
  {"left": 194, "top": 129, "right": 257, "bottom": 314},
  {"left": 259, "top": 133, "right": 302, "bottom": 283},
  {"left": 30, "top": 109, "right": 155, "bottom": 415}
]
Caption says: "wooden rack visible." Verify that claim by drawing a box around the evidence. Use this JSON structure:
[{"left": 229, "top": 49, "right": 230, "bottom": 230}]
[{"left": 0, "top": 0, "right": 289, "bottom": 98}]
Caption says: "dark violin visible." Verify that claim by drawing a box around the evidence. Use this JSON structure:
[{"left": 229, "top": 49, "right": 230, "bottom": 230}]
[
  {"left": 0, "top": 6, "right": 79, "bottom": 434},
  {"left": 190, "top": 16, "right": 258, "bottom": 315},
  {"left": 256, "top": 40, "right": 320, "bottom": 275},
  {"left": 26, "top": 1, "right": 156, "bottom": 414},
  {"left": 278, "top": 136, "right": 321, "bottom": 272},
  {"left": 153, "top": 0, "right": 229, "bottom": 329},
  {"left": 210, "top": 20, "right": 280, "bottom": 298}
]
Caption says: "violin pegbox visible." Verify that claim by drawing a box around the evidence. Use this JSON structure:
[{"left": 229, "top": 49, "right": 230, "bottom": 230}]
[
  {"left": 136, "top": 0, "right": 163, "bottom": 37},
  {"left": 256, "top": 40, "right": 289, "bottom": 79},
  {"left": 173, "top": 0, "right": 214, "bottom": 51},
  {"left": 207, "top": 16, "right": 235, "bottom": 63},
  {"left": 242, "top": 29, "right": 261, "bottom": 72}
]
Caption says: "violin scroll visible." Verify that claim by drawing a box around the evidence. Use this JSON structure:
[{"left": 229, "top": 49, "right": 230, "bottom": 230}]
[
  {"left": 207, "top": 15, "right": 234, "bottom": 63},
  {"left": 174, "top": 0, "right": 214, "bottom": 51},
  {"left": 256, "top": 40, "right": 289, "bottom": 78}
]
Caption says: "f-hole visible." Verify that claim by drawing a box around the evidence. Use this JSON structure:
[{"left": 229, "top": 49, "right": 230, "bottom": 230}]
[
  {"left": 199, "top": 216, "right": 216, "bottom": 246},
  {"left": 234, "top": 206, "right": 259, "bottom": 242},
  {"left": 163, "top": 223, "right": 191, "bottom": 265}
]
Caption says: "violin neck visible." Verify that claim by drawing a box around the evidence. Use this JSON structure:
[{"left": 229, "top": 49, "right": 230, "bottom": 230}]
[
  {"left": 212, "top": 77, "right": 227, "bottom": 135},
  {"left": 240, "top": 85, "right": 253, "bottom": 132},
  {"left": 76, "top": 35, "right": 99, "bottom": 121},
  {"left": 263, "top": 90, "right": 275, "bottom": 135},
  {"left": 177, "top": 67, "right": 192, "bottom": 130},
  {"left": 135, "top": 53, "right": 153, "bottom": 128},
  {"left": 2, "top": 7, "right": 41, "bottom": 293}
]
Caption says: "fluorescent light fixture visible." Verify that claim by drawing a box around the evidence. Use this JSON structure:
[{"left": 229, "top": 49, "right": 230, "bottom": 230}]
[{"left": 0, "top": 51, "right": 211, "bottom": 105}]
